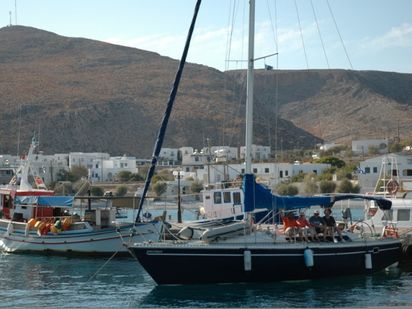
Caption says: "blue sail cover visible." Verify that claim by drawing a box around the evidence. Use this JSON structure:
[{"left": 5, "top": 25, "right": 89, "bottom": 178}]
[
  {"left": 15, "top": 196, "right": 74, "bottom": 208},
  {"left": 242, "top": 174, "right": 391, "bottom": 213}
]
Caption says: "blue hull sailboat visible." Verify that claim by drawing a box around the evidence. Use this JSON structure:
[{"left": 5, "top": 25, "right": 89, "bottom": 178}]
[{"left": 127, "top": 0, "right": 401, "bottom": 284}]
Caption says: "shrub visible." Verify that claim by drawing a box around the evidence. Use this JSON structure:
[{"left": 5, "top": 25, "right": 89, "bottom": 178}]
[
  {"left": 276, "top": 183, "right": 299, "bottom": 196},
  {"left": 337, "top": 179, "right": 361, "bottom": 193},
  {"left": 319, "top": 181, "right": 336, "bottom": 193},
  {"left": 91, "top": 186, "right": 104, "bottom": 196},
  {"left": 115, "top": 185, "right": 128, "bottom": 196}
]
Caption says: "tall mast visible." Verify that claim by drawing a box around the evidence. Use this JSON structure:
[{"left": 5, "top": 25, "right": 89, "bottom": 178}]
[{"left": 245, "top": 0, "right": 255, "bottom": 174}]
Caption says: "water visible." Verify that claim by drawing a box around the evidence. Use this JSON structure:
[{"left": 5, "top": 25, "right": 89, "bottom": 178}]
[
  {"left": 0, "top": 253, "right": 412, "bottom": 308},
  {"left": 1, "top": 205, "right": 407, "bottom": 308}
]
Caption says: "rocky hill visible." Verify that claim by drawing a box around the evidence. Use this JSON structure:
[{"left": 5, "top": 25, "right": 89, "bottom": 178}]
[{"left": 0, "top": 26, "right": 411, "bottom": 158}]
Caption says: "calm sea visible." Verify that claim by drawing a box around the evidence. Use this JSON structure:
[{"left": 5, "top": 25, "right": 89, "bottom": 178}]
[
  {"left": 1, "top": 205, "right": 411, "bottom": 308},
  {"left": 0, "top": 253, "right": 411, "bottom": 308}
]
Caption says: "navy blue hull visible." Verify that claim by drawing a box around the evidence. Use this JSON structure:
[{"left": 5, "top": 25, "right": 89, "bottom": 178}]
[{"left": 129, "top": 240, "right": 402, "bottom": 284}]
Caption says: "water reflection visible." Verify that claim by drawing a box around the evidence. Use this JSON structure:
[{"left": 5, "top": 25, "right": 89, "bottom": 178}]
[{"left": 139, "top": 270, "right": 410, "bottom": 308}]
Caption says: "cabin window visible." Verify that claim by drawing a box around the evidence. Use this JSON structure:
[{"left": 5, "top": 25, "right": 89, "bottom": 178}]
[
  {"left": 365, "top": 167, "right": 370, "bottom": 174},
  {"left": 233, "top": 192, "right": 241, "bottom": 205},
  {"left": 392, "top": 169, "right": 398, "bottom": 176},
  {"left": 403, "top": 169, "right": 412, "bottom": 176},
  {"left": 205, "top": 195, "right": 210, "bottom": 200},
  {"left": 223, "top": 192, "right": 231, "bottom": 203},
  {"left": 265, "top": 168, "right": 269, "bottom": 173},
  {"left": 397, "top": 209, "right": 410, "bottom": 221},
  {"left": 373, "top": 167, "right": 378, "bottom": 173},
  {"left": 213, "top": 192, "right": 222, "bottom": 204}
]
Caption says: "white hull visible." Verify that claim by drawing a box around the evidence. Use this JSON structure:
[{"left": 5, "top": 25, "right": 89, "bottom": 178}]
[{"left": 0, "top": 219, "right": 163, "bottom": 255}]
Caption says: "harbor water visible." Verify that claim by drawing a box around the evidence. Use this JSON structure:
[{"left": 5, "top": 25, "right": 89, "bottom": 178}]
[
  {"left": 0, "top": 253, "right": 412, "bottom": 308},
  {"left": 1, "top": 205, "right": 411, "bottom": 307}
]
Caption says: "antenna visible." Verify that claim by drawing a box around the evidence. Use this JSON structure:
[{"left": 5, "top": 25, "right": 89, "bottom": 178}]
[{"left": 15, "top": 0, "right": 17, "bottom": 25}]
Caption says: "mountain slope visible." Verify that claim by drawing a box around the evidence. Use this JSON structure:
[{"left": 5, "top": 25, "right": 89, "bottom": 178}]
[{"left": 2, "top": 26, "right": 411, "bottom": 158}]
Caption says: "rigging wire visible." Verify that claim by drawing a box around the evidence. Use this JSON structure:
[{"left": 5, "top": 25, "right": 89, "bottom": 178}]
[
  {"left": 294, "top": 0, "right": 309, "bottom": 70},
  {"left": 326, "top": 0, "right": 353, "bottom": 69},
  {"left": 310, "top": 0, "right": 330, "bottom": 69},
  {"left": 266, "top": 0, "right": 280, "bottom": 161}
]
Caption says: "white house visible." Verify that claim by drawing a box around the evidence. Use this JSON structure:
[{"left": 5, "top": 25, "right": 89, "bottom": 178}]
[
  {"left": 240, "top": 145, "right": 271, "bottom": 161},
  {"left": 89, "top": 155, "right": 138, "bottom": 182},
  {"left": 358, "top": 154, "right": 412, "bottom": 193},
  {"left": 159, "top": 148, "right": 179, "bottom": 165},
  {"left": 352, "top": 139, "right": 388, "bottom": 155}
]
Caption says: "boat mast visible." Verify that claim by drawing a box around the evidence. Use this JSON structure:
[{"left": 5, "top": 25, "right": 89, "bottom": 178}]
[
  {"left": 245, "top": 0, "right": 255, "bottom": 174},
  {"left": 135, "top": 0, "right": 202, "bottom": 223}
]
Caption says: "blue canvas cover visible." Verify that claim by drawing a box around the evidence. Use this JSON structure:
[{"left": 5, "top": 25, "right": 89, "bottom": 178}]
[
  {"left": 15, "top": 196, "right": 73, "bottom": 208},
  {"left": 242, "top": 174, "right": 391, "bottom": 213}
]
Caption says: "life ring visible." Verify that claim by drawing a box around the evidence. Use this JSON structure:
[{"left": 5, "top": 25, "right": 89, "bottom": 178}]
[
  {"left": 387, "top": 179, "right": 399, "bottom": 195},
  {"left": 382, "top": 226, "right": 399, "bottom": 239}
]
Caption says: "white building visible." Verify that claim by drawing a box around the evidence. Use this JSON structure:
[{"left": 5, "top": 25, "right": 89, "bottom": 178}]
[
  {"left": 69, "top": 152, "right": 110, "bottom": 170},
  {"left": 195, "top": 162, "right": 331, "bottom": 187},
  {"left": 211, "top": 146, "right": 238, "bottom": 162},
  {"left": 159, "top": 148, "right": 179, "bottom": 165},
  {"left": 181, "top": 148, "right": 211, "bottom": 171},
  {"left": 352, "top": 139, "right": 388, "bottom": 155},
  {"left": 240, "top": 145, "right": 271, "bottom": 161},
  {"left": 358, "top": 154, "right": 412, "bottom": 193},
  {"left": 89, "top": 155, "right": 138, "bottom": 182}
]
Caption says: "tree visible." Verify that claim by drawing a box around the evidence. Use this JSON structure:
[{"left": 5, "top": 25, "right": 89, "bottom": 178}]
[
  {"left": 276, "top": 183, "right": 299, "bottom": 196},
  {"left": 337, "top": 179, "right": 360, "bottom": 193},
  {"left": 69, "top": 165, "right": 89, "bottom": 182},
  {"left": 115, "top": 185, "right": 128, "bottom": 196},
  {"left": 317, "top": 156, "right": 346, "bottom": 168},
  {"left": 191, "top": 180, "right": 203, "bottom": 193},
  {"left": 153, "top": 182, "right": 167, "bottom": 197},
  {"left": 319, "top": 180, "right": 336, "bottom": 193},
  {"left": 117, "top": 171, "right": 132, "bottom": 182}
]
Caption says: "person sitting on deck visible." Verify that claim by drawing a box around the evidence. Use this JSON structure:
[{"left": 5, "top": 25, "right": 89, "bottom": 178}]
[
  {"left": 296, "top": 211, "right": 317, "bottom": 242},
  {"left": 281, "top": 211, "right": 299, "bottom": 242},
  {"left": 309, "top": 210, "right": 325, "bottom": 241},
  {"left": 323, "top": 208, "right": 344, "bottom": 242}
]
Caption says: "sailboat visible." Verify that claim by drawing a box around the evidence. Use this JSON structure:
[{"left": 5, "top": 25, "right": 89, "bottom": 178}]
[
  {"left": 126, "top": 0, "right": 401, "bottom": 284},
  {"left": 362, "top": 155, "right": 412, "bottom": 256},
  {"left": 0, "top": 136, "right": 163, "bottom": 256}
]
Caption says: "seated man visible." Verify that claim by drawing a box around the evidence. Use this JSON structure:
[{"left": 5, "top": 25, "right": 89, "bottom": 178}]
[
  {"left": 323, "top": 208, "right": 344, "bottom": 242},
  {"left": 309, "top": 210, "right": 324, "bottom": 241},
  {"left": 296, "top": 212, "right": 315, "bottom": 242},
  {"left": 281, "top": 211, "right": 299, "bottom": 242}
]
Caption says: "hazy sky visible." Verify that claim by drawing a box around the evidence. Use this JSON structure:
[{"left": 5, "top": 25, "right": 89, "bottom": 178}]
[{"left": 1, "top": 0, "right": 411, "bottom": 73}]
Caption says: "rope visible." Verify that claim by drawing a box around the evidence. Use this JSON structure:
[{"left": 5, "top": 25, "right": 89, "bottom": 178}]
[
  {"left": 294, "top": 0, "right": 309, "bottom": 70},
  {"left": 85, "top": 251, "right": 119, "bottom": 283},
  {"left": 310, "top": 0, "right": 330, "bottom": 69},
  {"left": 326, "top": 0, "right": 353, "bottom": 69}
]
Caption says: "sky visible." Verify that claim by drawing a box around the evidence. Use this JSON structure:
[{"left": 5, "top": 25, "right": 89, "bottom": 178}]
[{"left": 1, "top": 0, "right": 412, "bottom": 73}]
